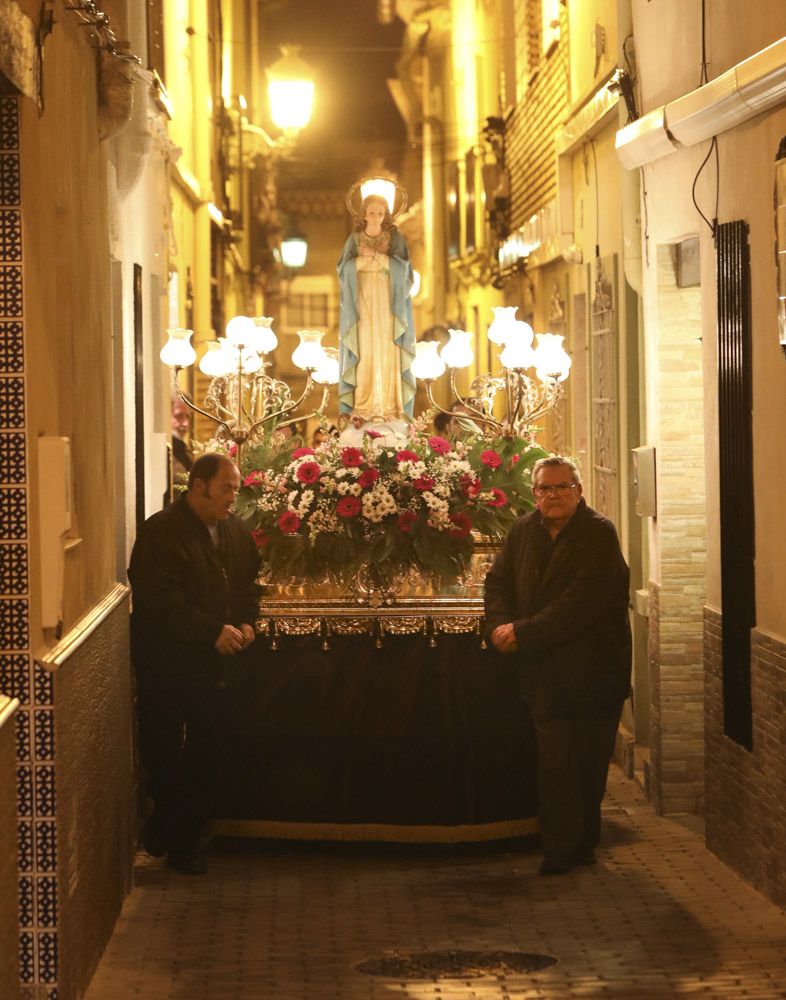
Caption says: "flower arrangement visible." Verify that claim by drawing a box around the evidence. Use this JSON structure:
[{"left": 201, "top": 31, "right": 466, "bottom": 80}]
[{"left": 230, "top": 427, "right": 547, "bottom": 586}]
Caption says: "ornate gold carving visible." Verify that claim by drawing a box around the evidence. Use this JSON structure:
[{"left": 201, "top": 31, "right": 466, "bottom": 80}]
[
  {"left": 275, "top": 618, "right": 321, "bottom": 635},
  {"left": 330, "top": 619, "right": 374, "bottom": 635},
  {"left": 382, "top": 617, "right": 427, "bottom": 635},
  {"left": 433, "top": 616, "right": 480, "bottom": 634}
]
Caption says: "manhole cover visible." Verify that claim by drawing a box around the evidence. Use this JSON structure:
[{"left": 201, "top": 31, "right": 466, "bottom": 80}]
[{"left": 356, "top": 949, "right": 557, "bottom": 979}]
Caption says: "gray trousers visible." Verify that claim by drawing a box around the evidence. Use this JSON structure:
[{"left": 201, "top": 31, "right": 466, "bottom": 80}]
[{"left": 531, "top": 697, "right": 622, "bottom": 862}]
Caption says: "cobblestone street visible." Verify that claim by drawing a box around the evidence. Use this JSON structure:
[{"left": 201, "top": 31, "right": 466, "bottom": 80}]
[{"left": 85, "top": 767, "right": 786, "bottom": 999}]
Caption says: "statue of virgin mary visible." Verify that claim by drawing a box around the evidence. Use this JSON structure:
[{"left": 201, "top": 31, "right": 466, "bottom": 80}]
[{"left": 337, "top": 179, "right": 416, "bottom": 430}]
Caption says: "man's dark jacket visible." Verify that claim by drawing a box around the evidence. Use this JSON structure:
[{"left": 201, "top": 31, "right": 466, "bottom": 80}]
[
  {"left": 484, "top": 498, "right": 631, "bottom": 716},
  {"left": 128, "top": 494, "right": 260, "bottom": 685}
]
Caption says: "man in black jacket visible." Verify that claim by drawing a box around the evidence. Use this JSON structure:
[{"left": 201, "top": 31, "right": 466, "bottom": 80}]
[
  {"left": 484, "top": 456, "right": 631, "bottom": 875},
  {"left": 128, "top": 453, "right": 260, "bottom": 874}
]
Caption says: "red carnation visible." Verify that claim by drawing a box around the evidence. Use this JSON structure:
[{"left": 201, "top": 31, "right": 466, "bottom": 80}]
[
  {"left": 428, "top": 435, "right": 451, "bottom": 454},
  {"left": 460, "top": 473, "right": 481, "bottom": 498},
  {"left": 480, "top": 449, "right": 502, "bottom": 468},
  {"left": 251, "top": 528, "right": 270, "bottom": 548},
  {"left": 341, "top": 447, "right": 364, "bottom": 468},
  {"left": 511, "top": 453, "right": 521, "bottom": 464},
  {"left": 449, "top": 512, "right": 473, "bottom": 538},
  {"left": 398, "top": 511, "right": 417, "bottom": 533},
  {"left": 365, "top": 429, "right": 384, "bottom": 439},
  {"left": 414, "top": 475, "right": 436, "bottom": 492},
  {"left": 336, "top": 495, "right": 362, "bottom": 518},
  {"left": 486, "top": 487, "right": 508, "bottom": 508},
  {"left": 292, "top": 447, "right": 316, "bottom": 458},
  {"left": 358, "top": 467, "right": 380, "bottom": 488},
  {"left": 295, "top": 461, "right": 321, "bottom": 484},
  {"left": 277, "top": 511, "right": 302, "bottom": 534},
  {"left": 243, "top": 470, "right": 266, "bottom": 487},
  {"left": 395, "top": 449, "right": 420, "bottom": 463}
]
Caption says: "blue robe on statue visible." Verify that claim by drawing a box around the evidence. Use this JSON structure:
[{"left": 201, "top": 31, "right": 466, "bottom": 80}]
[{"left": 337, "top": 228, "right": 417, "bottom": 419}]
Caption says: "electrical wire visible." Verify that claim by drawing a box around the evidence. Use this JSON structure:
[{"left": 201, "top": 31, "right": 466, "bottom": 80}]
[
  {"left": 589, "top": 139, "right": 600, "bottom": 259},
  {"left": 691, "top": 135, "right": 719, "bottom": 239}
]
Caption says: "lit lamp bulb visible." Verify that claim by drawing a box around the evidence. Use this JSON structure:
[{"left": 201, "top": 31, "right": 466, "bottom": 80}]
[
  {"left": 410, "top": 269, "right": 421, "bottom": 298},
  {"left": 440, "top": 329, "right": 474, "bottom": 370},
  {"left": 532, "top": 333, "right": 572, "bottom": 382},
  {"left": 360, "top": 176, "right": 396, "bottom": 213},
  {"left": 312, "top": 347, "right": 339, "bottom": 386},
  {"left": 160, "top": 328, "right": 196, "bottom": 367},
  {"left": 225, "top": 315, "right": 256, "bottom": 348},
  {"left": 292, "top": 329, "right": 326, "bottom": 371},
  {"left": 248, "top": 316, "right": 277, "bottom": 354},
  {"left": 487, "top": 306, "right": 518, "bottom": 346},
  {"left": 410, "top": 340, "right": 446, "bottom": 380},
  {"left": 500, "top": 320, "right": 535, "bottom": 370},
  {"left": 199, "top": 341, "right": 234, "bottom": 377},
  {"left": 266, "top": 45, "right": 315, "bottom": 131}
]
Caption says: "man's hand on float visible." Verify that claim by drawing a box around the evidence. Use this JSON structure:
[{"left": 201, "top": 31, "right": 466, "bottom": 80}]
[
  {"left": 491, "top": 622, "right": 518, "bottom": 654},
  {"left": 214, "top": 624, "right": 246, "bottom": 655},
  {"left": 239, "top": 623, "right": 256, "bottom": 648}
]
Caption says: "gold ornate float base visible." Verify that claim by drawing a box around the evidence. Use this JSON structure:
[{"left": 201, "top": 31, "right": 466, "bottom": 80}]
[{"left": 256, "top": 545, "right": 497, "bottom": 649}]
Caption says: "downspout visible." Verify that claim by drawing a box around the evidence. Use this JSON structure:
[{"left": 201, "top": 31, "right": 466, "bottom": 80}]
[{"left": 190, "top": 0, "right": 214, "bottom": 349}]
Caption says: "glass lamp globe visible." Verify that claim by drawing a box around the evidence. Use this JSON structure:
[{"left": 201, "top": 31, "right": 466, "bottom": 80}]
[
  {"left": 292, "top": 329, "right": 326, "bottom": 371},
  {"left": 440, "top": 329, "right": 474, "bottom": 370},
  {"left": 281, "top": 236, "right": 308, "bottom": 269},
  {"left": 225, "top": 315, "right": 257, "bottom": 348},
  {"left": 487, "top": 306, "right": 518, "bottom": 346},
  {"left": 410, "top": 340, "right": 446, "bottom": 380},
  {"left": 248, "top": 316, "right": 278, "bottom": 354},
  {"left": 266, "top": 46, "right": 315, "bottom": 131},
  {"left": 160, "top": 328, "right": 196, "bottom": 368},
  {"left": 500, "top": 320, "right": 535, "bottom": 370},
  {"left": 312, "top": 347, "right": 339, "bottom": 386},
  {"left": 199, "top": 341, "right": 234, "bottom": 377},
  {"left": 532, "top": 333, "right": 572, "bottom": 383}
]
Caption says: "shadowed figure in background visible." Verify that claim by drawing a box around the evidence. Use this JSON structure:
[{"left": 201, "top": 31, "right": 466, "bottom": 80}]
[
  {"left": 129, "top": 453, "right": 260, "bottom": 874},
  {"left": 484, "top": 455, "right": 631, "bottom": 875}
]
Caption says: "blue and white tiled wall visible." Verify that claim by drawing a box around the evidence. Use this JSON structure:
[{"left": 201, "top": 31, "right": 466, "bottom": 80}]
[{"left": 0, "top": 95, "right": 60, "bottom": 1000}]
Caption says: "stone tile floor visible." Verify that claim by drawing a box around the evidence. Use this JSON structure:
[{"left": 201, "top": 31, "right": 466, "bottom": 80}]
[{"left": 85, "top": 767, "right": 786, "bottom": 999}]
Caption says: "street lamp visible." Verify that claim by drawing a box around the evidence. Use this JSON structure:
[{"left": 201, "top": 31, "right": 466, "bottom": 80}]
[
  {"left": 266, "top": 45, "right": 315, "bottom": 134},
  {"left": 281, "top": 226, "right": 308, "bottom": 270}
]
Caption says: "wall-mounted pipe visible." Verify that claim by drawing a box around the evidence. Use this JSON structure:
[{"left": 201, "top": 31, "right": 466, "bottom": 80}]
[{"left": 616, "top": 34, "right": 786, "bottom": 169}]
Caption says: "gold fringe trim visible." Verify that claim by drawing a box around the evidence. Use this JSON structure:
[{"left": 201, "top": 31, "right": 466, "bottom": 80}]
[{"left": 211, "top": 817, "right": 539, "bottom": 843}]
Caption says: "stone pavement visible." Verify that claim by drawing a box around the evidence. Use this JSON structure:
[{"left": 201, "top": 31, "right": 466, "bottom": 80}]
[{"left": 85, "top": 767, "right": 786, "bottom": 999}]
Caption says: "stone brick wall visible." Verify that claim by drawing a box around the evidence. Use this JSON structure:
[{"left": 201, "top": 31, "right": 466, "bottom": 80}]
[{"left": 705, "top": 609, "right": 786, "bottom": 908}]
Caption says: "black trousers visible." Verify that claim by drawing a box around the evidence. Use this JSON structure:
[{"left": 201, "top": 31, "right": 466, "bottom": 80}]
[
  {"left": 135, "top": 660, "right": 247, "bottom": 853},
  {"left": 530, "top": 696, "right": 622, "bottom": 863}
]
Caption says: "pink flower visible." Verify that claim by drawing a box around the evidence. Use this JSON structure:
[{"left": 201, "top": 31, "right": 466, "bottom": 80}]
[
  {"left": 277, "top": 511, "right": 302, "bottom": 534},
  {"left": 428, "top": 435, "right": 451, "bottom": 455},
  {"left": 295, "top": 461, "right": 321, "bottom": 484},
  {"left": 486, "top": 487, "right": 508, "bottom": 508},
  {"left": 251, "top": 528, "right": 270, "bottom": 548},
  {"left": 396, "top": 449, "right": 420, "bottom": 463},
  {"left": 365, "top": 429, "right": 384, "bottom": 439},
  {"left": 341, "top": 447, "right": 364, "bottom": 468},
  {"left": 511, "top": 454, "right": 521, "bottom": 464},
  {"left": 336, "top": 496, "right": 362, "bottom": 518},
  {"left": 448, "top": 512, "right": 473, "bottom": 538},
  {"left": 398, "top": 511, "right": 417, "bottom": 533},
  {"left": 414, "top": 475, "right": 436, "bottom": 492},
  {"left": 228, "top": 444, "right": 238, "bottom": 458},
  {"left": 460, "top": 473, "right": 481, "bottom": 498},
  {"left": 243, "top": 470, "right": 266, "bottom": 487},
  {"left": 292, "top": 447, "right": 316, "bottom": 459},
  {"left": 358, "top": 467, "right": 380, "bottom": 488},
  {"left": 480, "top": 449, "right": 502, "bottom": 468}
]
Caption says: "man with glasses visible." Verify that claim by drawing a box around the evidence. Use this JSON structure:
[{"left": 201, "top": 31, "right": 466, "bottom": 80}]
[{"left": 484, "top": 456, "right": 631, "bottom": 875}]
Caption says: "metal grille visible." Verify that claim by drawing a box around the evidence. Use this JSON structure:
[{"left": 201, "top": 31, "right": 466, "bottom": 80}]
[
  {"left": 590, "top": 255, "right": 619, "bottom": 522},
  {"left": 716, "top": 220, "right": 755, "bottom": 750}
]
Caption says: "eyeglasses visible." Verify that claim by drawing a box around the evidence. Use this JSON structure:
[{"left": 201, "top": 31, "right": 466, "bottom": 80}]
[{"left": 533, "top": 483, "right": 577, "bottom": 497}]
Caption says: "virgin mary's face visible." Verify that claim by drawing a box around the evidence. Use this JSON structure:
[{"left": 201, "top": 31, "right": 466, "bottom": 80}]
[{"left": 364, "top": 201, "right": 386, "bottom": 236}]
